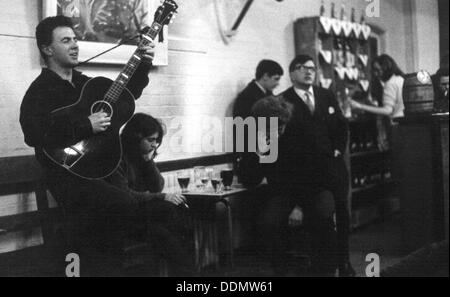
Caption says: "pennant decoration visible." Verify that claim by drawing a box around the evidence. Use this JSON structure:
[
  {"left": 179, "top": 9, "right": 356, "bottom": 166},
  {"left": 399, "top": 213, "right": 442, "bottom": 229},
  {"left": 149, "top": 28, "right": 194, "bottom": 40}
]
[
  {"left": 359, "top": 80, "right": 370, "bottom": 92},
  {"left": 331, "top": 19, "right": 343, "bottom": 35},
  {"left": 361, "top": 25, "right": 371, "bottom": 40},
  {"left": 352, "top": 68, "right": 360, "bottom": 80},
  {"left": 344, "top": 68, "right": 351, "bottom": 80},
  {"left": 358, "top": 54, "right": 369, "bottom": 67},
  {"left": 342, "top": 21, "right": 353, "bottom": 37},
  {"left": 334, "top": 67, "right": 346, "bottom": 80},
  {"left": 319, "top": 50, "right": 333, "bottom": 64},
  {"left": 353, "top": 23, "right": 362, "bottom": 38},
  {"left": 319, "top": 17, "right": 332, "bottom": 34},
  {"left": 344, "top": 68, "right": 359, "bottom": 80},
  {"left": 353, "top": 68, "right": 360, "bottom": 80}
]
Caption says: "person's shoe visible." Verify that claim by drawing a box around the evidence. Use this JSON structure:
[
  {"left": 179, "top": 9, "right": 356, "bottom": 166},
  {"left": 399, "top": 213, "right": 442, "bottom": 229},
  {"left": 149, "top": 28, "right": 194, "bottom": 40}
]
[{"left": 339, "top": 262, "right": 356, "bottom": 277}]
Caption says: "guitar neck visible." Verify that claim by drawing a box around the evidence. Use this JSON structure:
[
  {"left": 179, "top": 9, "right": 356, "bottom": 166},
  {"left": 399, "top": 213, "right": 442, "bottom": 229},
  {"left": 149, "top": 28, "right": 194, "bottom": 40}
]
[{"left": 105, "top": 22, "right": 163, "bottom": 102}]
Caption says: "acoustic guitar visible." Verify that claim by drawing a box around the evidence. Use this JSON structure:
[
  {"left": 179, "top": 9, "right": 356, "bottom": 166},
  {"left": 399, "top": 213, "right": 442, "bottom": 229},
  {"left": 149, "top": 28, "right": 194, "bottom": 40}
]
[{"left": 43, "top": 0, "right": 178, "bottom": 180}]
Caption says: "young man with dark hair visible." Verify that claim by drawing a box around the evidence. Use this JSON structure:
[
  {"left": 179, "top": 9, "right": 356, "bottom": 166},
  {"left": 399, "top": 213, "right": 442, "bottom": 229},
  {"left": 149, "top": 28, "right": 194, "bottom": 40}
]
[
  {"left": 233, "top": 59, "right": 284, "bottom": 119},
  {"left": 19, "top": 15, "right": 166, "bottom": 276}
]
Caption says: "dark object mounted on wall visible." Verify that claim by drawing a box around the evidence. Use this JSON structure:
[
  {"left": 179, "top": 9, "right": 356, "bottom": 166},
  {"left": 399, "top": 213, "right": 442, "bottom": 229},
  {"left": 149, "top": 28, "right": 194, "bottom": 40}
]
[
  {"left": 215, "top": 0, "right": 283, "bottom": 43},
  {"left": 227, "top": 0, "right": 254, "bottom": 36},
  {"left": 229, "top": 0, "right": 284, "bottom": 35}
]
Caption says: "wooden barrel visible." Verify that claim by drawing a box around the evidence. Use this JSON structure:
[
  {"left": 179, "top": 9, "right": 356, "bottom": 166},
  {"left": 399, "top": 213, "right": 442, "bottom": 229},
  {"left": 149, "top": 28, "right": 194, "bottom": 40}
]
[{"left": 403, "top": 71, "right": 435, "bottom": 114}]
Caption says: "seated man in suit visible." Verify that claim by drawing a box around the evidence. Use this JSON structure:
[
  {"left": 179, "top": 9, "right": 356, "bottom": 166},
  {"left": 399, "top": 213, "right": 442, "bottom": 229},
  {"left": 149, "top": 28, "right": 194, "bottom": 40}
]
[{"left": 239, "top": 55, "right": 354, "bottom": 276}]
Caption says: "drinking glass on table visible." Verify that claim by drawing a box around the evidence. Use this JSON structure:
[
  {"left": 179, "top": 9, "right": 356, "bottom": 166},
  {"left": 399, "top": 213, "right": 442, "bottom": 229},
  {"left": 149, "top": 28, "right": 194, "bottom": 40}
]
[
  {"left": 177, "top": 171, "right": 190, "bottom": 193},
  {"left": 211, "top": 171, "right": 222, "bottom": 193},
  {"left": 220, "top": 166, "right": 234, "bottom": 191},
  {"left": 200, "top": 170, "right": 210, "bottom": 190},
  {"left": 194, "top": 166, "right": 206, "bottom": 190}
]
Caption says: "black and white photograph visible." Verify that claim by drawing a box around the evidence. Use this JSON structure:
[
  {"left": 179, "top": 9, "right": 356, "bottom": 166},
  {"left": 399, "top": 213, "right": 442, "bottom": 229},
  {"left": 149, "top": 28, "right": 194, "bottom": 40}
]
[{"left": 0, "top": 0, "right": 448, "bottom": 284}]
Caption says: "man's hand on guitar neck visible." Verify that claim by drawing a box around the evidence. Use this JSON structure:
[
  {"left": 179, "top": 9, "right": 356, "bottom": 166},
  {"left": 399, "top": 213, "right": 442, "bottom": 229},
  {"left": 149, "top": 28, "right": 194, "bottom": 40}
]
[
  {"left": 89, "top": 112, "right": 111, "bottom": 134},
  {"left": 138, "top": 43, "right": 156, "bottom": 65}
]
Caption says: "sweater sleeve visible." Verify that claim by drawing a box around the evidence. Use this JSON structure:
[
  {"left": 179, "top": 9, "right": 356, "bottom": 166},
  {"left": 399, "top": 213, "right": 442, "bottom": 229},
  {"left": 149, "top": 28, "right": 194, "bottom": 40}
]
[
  {"left": 382, "top": 80, "right": 399, "bottom": 109},
  {"left": 141, "top": 159, "right": 165, "bottom": 193},
  {"left": 127, "top": 63, "right": 151, "bottom": 99},
  {"left": 107, "top": 161, "right": 165, "bottom": 203}
]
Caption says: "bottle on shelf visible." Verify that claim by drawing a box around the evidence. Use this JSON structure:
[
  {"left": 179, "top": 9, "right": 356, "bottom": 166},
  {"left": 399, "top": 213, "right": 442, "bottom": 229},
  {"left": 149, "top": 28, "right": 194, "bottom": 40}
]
[
  {"left": 343, "top": 87, "right": 352, "bottom": 118},
  {"left": 320, "top": 0, "right": 326, "bottom": 16},
  {"left": 340, "top": 4, "right": 347, "bottom": 21},
  {"left": 372, "top": 169, "right": 383, "bottom": 183},
  {"left": 352, "top": 168, "right": 360, "bottom": 188},
  {"left": 345, "top": 40, "right": 355, "bottom": 68},
  {"left": 351, "top": 7, "right": 356, "bottom": 23},
  {"left": 383, "top": 167, "right": 392, "bottom": 181},
  {"left": 350, "top": 131, "right": 359, "bottom": 153},
  {"left": 359, "top": 173, "right": 367, "bottom": 187},
  {"left": 360, "top": 10, "right": 366, "bottom": 24},
  {"left": 363, "top": 130, "right": 376, "bottom": 151},
  {"left": 333, "top": 38, "right": 345, "bottom": 68}
]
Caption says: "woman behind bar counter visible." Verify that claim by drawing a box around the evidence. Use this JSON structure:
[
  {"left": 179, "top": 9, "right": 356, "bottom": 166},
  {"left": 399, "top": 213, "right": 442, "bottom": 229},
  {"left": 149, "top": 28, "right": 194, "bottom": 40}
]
[
  {"left": 106, "top": 113, "right": 194, "bottom": 276},
  {"left": 350, "top": 54, "right": 405, "bottom": 150},
  {"left": 350, "top": 54, "right": 405, "bottom": 118}
]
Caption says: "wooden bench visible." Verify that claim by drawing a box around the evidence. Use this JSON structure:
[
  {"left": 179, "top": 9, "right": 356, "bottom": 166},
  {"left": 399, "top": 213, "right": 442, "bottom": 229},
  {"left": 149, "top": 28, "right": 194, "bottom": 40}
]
[{"left": 0, "top": 153, "right": 237, "bottom": 276}]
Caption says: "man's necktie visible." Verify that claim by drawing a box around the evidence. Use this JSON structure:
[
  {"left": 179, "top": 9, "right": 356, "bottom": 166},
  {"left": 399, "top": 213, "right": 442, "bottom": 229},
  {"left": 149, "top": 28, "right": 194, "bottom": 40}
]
[{"left": 304, "top": 92, "right": 315, "bottom": 114}]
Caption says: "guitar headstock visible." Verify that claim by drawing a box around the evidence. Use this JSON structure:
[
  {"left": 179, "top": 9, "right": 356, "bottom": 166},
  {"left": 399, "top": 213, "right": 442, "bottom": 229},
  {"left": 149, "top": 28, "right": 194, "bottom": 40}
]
[{"left": 154, "top": 0, "right": 178, "bottom": 26}]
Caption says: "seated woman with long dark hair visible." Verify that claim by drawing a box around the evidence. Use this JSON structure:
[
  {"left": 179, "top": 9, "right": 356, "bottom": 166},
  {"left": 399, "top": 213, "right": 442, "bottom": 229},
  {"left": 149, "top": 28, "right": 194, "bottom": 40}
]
[{"left": 106, "top": 113, "right": 193, "bottom": 276}]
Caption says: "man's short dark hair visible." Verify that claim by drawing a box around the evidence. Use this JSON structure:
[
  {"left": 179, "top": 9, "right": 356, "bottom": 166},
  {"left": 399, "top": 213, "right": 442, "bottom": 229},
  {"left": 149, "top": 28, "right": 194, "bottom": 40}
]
[
  {"left": 289, "top": 55, "right": 314, "bottom": 72},
  {"left": 255, "top": 60, "right": 284, "bottom": 80},
  {"left": 36, "top": 15, "right": 74, "bottom": 60}
]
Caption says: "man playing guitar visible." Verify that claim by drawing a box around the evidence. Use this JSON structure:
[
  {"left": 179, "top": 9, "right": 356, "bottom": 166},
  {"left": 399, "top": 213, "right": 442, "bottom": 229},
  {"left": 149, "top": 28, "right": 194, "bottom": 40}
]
[{"left": 19, "top": 14, "right": 189, "bottom": 276}]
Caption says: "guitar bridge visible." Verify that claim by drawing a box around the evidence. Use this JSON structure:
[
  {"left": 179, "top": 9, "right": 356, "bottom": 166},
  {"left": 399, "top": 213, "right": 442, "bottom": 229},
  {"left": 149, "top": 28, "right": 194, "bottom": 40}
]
[{"left": 62, "top": 142, "right": 87, "bottom": 168}]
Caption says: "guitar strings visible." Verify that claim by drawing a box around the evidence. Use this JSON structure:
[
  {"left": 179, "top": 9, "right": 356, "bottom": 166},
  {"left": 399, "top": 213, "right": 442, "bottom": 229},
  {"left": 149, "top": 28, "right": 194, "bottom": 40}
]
[{"left": 93, "top": 11, "right": 174, "bottom": 116}]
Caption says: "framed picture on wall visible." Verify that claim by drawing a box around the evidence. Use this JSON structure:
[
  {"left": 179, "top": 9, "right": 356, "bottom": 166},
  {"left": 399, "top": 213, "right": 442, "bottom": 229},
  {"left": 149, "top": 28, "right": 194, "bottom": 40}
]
[{"left": 43, "top": 0, "right": 169, "bottom": 65}]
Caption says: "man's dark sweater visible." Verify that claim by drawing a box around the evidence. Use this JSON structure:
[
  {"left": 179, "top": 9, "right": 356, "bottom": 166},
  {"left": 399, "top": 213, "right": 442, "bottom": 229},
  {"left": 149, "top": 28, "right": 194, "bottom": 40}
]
[{"left": 20, "top": 65, "right": 150, "bottom": 171}]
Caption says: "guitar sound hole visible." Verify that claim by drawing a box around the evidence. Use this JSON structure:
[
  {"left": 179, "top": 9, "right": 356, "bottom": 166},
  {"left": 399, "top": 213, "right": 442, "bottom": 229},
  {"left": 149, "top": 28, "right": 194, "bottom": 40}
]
[{"left": 91, "top": 101, "right": 113, "bottom": 117}]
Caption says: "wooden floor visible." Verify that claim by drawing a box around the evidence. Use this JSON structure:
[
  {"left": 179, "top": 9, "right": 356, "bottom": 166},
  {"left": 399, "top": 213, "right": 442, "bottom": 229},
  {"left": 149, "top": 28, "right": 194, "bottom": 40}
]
[
  {"left": 4, "top": 214, "right": 443, "bottom": 277},
  {"left": 200, "top": 214, "right": 405, "bottom": 277}
]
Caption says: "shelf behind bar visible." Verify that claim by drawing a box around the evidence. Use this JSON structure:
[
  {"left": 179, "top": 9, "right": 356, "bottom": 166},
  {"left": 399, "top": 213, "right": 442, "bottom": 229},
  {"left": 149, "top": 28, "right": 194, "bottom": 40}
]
[
  {"left": 350, "top": 149, "right": 390, "bottom": 158},
  {"left": 352, "top": 179, "right": 398, "bottom": 194}
]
